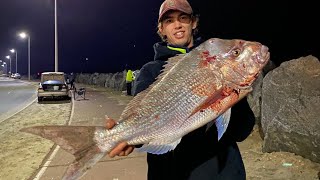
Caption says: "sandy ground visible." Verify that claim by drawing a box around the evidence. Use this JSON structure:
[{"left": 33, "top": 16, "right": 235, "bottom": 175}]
[
  {"left": 0, "top": 85, "right": 319, "bottom": 180},
  {"left": 0, "top": 100, "right": 71, "bottom": 180},
  {"left": 239, "top": 126, "right": 320, "bottom": 180}
]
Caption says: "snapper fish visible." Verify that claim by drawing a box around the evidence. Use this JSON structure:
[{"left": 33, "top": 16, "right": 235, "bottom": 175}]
[{"left": 20, "top": 38, "right": 270, "bottom": 180}]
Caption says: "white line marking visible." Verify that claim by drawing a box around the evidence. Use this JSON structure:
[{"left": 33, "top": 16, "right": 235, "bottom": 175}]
[
  {"left": 33, "top": 146, "right": 60, "bottom": 180},
  {"left": 33, "top": 91, "right": 75, "bottom": 180}
]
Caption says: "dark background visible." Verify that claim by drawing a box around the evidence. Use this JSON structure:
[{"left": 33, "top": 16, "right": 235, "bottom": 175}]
[{"left": 0, "top": 0, "right": 318, "bottom": 75}]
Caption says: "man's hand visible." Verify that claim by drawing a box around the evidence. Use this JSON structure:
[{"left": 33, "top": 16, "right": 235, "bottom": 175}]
[{"left": 105, "top": 117, "right": 134, "bottom": 158}]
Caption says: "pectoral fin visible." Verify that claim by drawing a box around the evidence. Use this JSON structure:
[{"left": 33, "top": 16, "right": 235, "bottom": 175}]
[
  {"left": 214, "top": 108, "right": 231, "bottom": 140},
  {"left": 136, "top": 137, "right": 182, "bottom": 154}
]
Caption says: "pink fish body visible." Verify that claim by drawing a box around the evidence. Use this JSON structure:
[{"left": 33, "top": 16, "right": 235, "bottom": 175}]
[{"left": 21, "top": 38, "right": 270, "bottom": 180}]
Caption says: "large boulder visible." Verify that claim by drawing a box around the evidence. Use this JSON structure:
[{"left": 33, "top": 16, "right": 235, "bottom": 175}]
[
  {"left": 261, "top": 55, "right": 320, "bottom": 163},
  {"left": 247, "top": 60, "right": 277, "bottom": 138}
]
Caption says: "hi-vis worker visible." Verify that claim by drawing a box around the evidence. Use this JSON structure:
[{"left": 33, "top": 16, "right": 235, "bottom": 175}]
[{"left": 126, "top": 69, "right": 134, "bottom": 96}]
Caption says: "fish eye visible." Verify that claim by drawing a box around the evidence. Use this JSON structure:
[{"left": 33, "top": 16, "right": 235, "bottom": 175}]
[{"left": 231, "top": 48, "right": 241, "bottom": 56}]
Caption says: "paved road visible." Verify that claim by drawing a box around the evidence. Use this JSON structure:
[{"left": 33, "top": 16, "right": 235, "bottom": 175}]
[{"left": 0, "top": 77, "right": 37, "bottom": 122}]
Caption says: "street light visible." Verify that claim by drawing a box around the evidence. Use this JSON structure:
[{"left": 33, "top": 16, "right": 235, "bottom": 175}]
[
  {"left": 6, "top": 55, "right": 11, "bottom": 74},
  {"left": 19, "top": 32, "right": 31, "bottom": 80},
  {"left": 10, "top": 49, "right": 18, "bottom": 73},
  {"left": 2, "top": 62, "right": 7, "bottom": 74},
  {"left": 55, "top": 0, "right": 58, "bottom": 72}
]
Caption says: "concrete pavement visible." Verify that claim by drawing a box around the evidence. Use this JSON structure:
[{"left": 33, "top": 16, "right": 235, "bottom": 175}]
[{"left": 32, "top": 84, "right": 147, "bottom": 180}]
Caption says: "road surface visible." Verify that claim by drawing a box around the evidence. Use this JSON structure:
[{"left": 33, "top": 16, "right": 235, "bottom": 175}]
[{"left": 0, "top": 77, "right": 37, "bottom": 122}]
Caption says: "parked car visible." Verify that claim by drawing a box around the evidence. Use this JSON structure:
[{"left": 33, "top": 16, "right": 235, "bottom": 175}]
[
  {"left": 37, "top": 72, "right": 70, "bottom": 102},
  {"left": 11, "top": 73, "right": 21, "bottom": 79}
]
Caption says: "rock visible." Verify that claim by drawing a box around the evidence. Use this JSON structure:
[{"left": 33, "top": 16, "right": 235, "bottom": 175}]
[{"left": 261, "top": 55, "right": 320, "bottom": 163}]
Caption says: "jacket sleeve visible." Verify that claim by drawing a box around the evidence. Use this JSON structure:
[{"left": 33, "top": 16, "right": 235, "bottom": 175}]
[
  {"left": 132, "top": 61, "right": 164, "bottom": 96},
  {"left": 222, "top": 97, "right": 255, "bottom": 142}
]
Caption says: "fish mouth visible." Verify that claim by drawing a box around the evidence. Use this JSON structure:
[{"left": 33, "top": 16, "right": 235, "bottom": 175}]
[
  {"left": 263, "top": 52, "right": 270, "bottom": 64},
  {"left": 257, "top": 51, "right": 270, "bottom": 72},
  {"left": 254, "top": 51, "right": 270, "bottom": 65},
  {"left": 248, "top": 50, "right": 270, "bottom": 77}
]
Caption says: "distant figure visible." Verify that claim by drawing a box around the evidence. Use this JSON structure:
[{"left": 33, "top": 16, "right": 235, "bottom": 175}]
[
  {"left": 70, "top": 72, "right": 75, "bottom": 89},
  {"left": 125, "top": 69, "right": 134, "bottom": 96},
  {"left": 66, "top": 76, "right": 70, "bottom": 85}
]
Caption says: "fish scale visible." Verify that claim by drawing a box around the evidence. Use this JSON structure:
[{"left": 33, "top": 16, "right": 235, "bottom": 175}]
[
  {"left": 117, "top": 66, "right": 223, "bottom": 147},
  {"left": 20, "top": 38, "right": 270, "bottom": 180}
]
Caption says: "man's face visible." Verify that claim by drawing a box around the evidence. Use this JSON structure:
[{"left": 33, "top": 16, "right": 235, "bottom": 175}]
[{"left": 159, "top": 11, "right": 197, "bottom": 48}]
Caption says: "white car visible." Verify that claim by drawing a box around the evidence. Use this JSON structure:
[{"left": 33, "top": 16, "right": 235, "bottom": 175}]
[
  {"left": 11, "top": 73, "right": 21, "bottom": 79},
  {"left": 37, "top": 72, "right": 70, "bottom": 101}
]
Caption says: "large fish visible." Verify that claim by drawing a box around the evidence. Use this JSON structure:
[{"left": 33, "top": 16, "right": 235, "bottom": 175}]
[{"left": 20, "top": 38, "right": 270, "bottom": 180}]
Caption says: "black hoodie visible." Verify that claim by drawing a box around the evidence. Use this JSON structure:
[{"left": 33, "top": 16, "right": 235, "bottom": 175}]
[{"left": 132, "top": 40, "right": 255, "bottom": 180}]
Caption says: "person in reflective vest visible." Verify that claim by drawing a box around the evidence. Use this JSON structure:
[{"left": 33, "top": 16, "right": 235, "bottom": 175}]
[{"left": 126, "top": 69, "right": 134, "bottom": 96}]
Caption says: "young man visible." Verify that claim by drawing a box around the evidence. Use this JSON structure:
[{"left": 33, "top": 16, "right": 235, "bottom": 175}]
[{"left": 107, "top": 0, "right": 255, "bottom": 179}]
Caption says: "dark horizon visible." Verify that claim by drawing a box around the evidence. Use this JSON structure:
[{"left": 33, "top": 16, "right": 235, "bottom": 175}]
[{"left": 0, "top": 0, "right": 318, "bottom": 76}]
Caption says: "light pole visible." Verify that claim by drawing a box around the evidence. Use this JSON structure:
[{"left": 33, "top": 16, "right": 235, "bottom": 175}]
[
  {"left": 0, "top": 60, "right": 2, "bottom": 73},
  {"left": 19, "top": 32, "right": 31, "bottom": 81},
  {"left": 55, "top": 0, "right": 58, "bottom": 72},
  {"left": 10, "top": 49, "right": 18, "bottom": 73},
  {"left": 6, "top": 55, "right": 11, "bottom": 74}
]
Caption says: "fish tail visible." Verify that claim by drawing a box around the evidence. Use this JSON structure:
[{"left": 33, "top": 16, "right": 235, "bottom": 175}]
[
  {"left": 20, "top": 125, "right": 107, "bottom": 180},
  {"left": 62, "top": 148, "right": 106, "bottom": 180}
]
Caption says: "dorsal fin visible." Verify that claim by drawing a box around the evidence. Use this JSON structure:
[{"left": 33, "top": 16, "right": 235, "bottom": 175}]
[
  {"left": 161, "top": 54, "right": 185, "bottom": 73},
  {"left": 119, "top": 54, "right": 186, "bottom": 121},
  {"left": 152, "top": 54, "right": 187, "bottom": 84},
  {"left": 118, "top": 86, "right": 151, "bottom": 121}
]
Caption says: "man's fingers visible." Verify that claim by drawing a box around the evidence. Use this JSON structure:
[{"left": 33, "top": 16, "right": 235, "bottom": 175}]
[
  {"left": 105, "top": 115, "right": 116, "bottom": 129},
  {"left": 119, "top": 151, "right": 125, "bottom": 156},
  {"left": 106, "top": 120, "right": 116, "bottom": 129},
  {"left": 108, "top": 142, "right": 128, "bottom": 158},
  {"left": 124, "top": 146, "right": 134, "bottom": 156}
]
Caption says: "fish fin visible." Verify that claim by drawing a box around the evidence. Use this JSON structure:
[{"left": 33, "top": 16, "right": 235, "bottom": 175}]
[
  {"left": 119, "top": 88, "right": 150, "bottom": 121},
  {"left": 20, "top": 125, "right": 99, "bottom": 154},
  {"left": 20, "top": 125, "right": 107, "bottom": 180},
  {"left": 62, "top": 148, "right": 106, "bottom": 180},
  {"left": 206, "top": 88, "right": 251, "bottom": 140},
  {"left": 188, "top": 88, "right": 223, "bottom": 118},
  {"left": 214, "top": 108, "right": 231, "bottom": 140},
  {"left": 136, "top": 138, "right": 182, "bottom": 154},
  {"left": 158, "top": 54, "right": 186, "bottom": 79},
  {"left": 119, "top": 54, "right": 185, "bottom": 121}
]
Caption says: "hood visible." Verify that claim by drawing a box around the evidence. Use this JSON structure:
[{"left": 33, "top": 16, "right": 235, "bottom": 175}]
[
  {"left": 153, "top": 42, "right": 182, "bottom": 61},
  {"left": 153, "top": 37, "right": 204, "bottom": 61}
]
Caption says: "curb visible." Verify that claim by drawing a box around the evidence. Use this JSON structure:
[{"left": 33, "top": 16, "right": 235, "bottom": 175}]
[{"left": 31, "top": 90, "right": 75, "bottom": 180}]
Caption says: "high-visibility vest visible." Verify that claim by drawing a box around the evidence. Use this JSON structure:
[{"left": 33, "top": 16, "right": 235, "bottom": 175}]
[{"left": 126, "top": 70, "right": 134, "bottom": 82}]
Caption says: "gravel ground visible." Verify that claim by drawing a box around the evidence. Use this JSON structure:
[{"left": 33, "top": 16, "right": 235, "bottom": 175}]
[
  {"left": 0, "top": 100, "right": 71, "bottom": 180},
  {"left": 239, "top": 126, "right": 320, "bottom": 180}
]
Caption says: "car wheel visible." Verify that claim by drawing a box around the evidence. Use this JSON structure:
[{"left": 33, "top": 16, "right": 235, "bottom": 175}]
[{"left": 38, "top": 97, "right": 42, "bottom": 102}]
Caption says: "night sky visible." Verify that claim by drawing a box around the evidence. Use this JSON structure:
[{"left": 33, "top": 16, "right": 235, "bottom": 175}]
[{"left": 0, "top": 0, "right": 318, "bottom": 75}]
